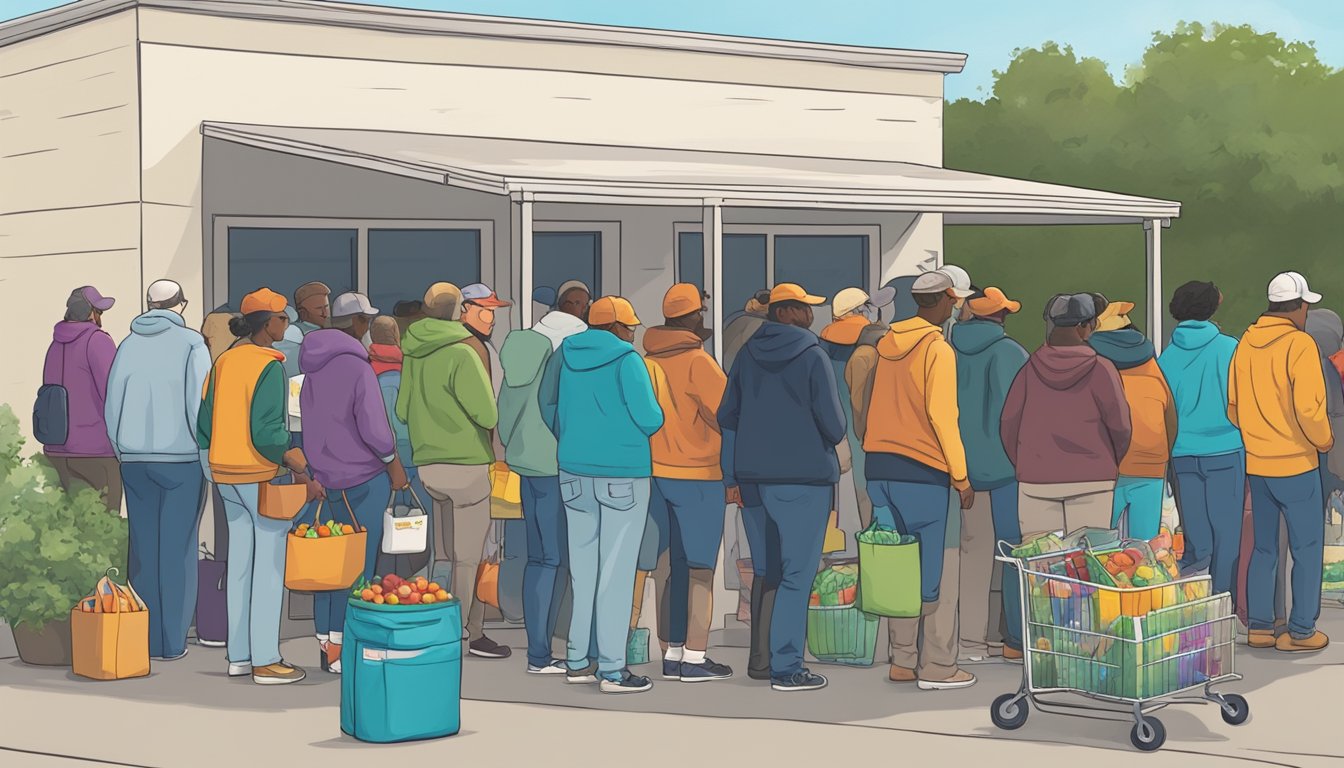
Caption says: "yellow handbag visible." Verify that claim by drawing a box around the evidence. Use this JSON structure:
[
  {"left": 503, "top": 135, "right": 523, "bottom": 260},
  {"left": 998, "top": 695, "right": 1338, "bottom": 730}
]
[{"left": 490, "top": 461, "right": 523, "bottom": 520}]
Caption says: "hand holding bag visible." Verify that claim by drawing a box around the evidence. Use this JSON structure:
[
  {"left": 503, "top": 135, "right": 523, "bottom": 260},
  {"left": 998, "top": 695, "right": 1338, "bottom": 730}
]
[
  {"left": 854, "top": 520, "right": 921, "bottom": 618},
  {"left": 382, "top": 486, "right": 430, "bottom": 555},
  {"left": 285, "top": 494, "right": 368, "bottom": 592},
  {"left": 259, "top": 474, "right": 308, "bottom": 521}
]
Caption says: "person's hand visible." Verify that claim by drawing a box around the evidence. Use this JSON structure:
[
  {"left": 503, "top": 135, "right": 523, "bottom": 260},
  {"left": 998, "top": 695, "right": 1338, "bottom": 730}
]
[
  {"left": 958, "top": 486, "right": 975, "bottom": 510},
  {"left": 388, "top": 460, "right": 410, "bottom": 492},
  {"left": 726, "top": 486, "right": 742, "bottom": 507},
  {"left": 303, "top": 473, "right": 326, "bottom": 504}
]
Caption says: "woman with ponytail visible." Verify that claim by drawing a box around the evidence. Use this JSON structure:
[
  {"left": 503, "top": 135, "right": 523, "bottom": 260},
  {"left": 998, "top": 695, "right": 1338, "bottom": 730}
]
[{"left": 197, "top": 288, "right": 323, "bottom": 686}]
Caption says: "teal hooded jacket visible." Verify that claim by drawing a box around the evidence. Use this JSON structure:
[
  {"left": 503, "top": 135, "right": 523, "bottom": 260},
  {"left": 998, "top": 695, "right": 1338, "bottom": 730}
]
[
  {"left": 539, "top": 328, "right": 664, "bottom": 478},
  {"left": 949, "top": 319, "right": 1029, "bottom": 490},
  {"left": 1157, "top": 320, "right": 1243, "bottom": 458}
]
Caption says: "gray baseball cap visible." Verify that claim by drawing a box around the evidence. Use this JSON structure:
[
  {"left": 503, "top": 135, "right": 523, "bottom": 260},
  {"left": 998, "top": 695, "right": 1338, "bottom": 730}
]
[
  {"left": 331, "top": 292, "right": 380, "bottom": 318},
  {"left": 911, "top": 271, "right": 974, "bottom": 298},
  {"left": 1047, "top": 293, "right": 1098, "bottom": 327},
  {"left": 66, "top": 286, "right": 115, "bottom": 319}
]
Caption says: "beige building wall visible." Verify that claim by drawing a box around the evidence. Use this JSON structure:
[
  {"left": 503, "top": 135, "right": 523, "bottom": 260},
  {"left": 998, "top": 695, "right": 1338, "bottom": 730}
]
[{"left": 0, "top": 10, "right": 140, "bottom": 438}]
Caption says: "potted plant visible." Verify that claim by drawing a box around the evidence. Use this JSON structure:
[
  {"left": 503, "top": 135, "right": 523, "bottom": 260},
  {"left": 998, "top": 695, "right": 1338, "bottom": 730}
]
[{"left": 0, "top": 405, "right": 127, "bottom": 666}]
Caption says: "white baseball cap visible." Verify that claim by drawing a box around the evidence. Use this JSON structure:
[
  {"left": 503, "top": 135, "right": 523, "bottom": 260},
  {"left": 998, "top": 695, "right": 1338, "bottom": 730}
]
[
  {"left": 331, "top": 292, "right": 380, "bottom": 318},
  {"left": 832, "top": 286, "right": 897, "bottom": 317},
  {"left": 146, "top": 279, "right": 184, "bottom": 306},
  {"left": 937, "top": 264, "right": 972, "bottom": 293},
  {"left": 1267, "top": 271, "right": 1321, "bottom": 304}
]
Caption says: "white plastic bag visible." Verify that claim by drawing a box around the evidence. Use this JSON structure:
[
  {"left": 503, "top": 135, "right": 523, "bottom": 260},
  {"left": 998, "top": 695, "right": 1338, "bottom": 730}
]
[{"left": 381, "top": 491, "right": 429, "bottom": 555}]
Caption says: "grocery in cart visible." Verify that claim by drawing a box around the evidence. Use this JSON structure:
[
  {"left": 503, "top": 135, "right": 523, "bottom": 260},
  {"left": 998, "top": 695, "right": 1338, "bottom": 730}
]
[{"left": 990, "top": 529, "right": 1248, "bottom": 752}]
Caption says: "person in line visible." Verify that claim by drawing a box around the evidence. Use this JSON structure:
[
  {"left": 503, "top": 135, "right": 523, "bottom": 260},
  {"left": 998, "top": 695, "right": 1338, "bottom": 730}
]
[
  {"left": 104, "top": 280, "right": 211, "bottom": 661},
  {"left": 1158, "top": 281, "right": 1245, "bottom": 594},
  {"left": 722, "top": 289, "right": 771, "bottom": 374},
  {"left": 41, "top": 286, "right": 121, "bottom": 512},
  {"left": 369, "top": 317, "right": 433, "bottom": 577},
  {"left": 399, "top": 283, "right": 510, "bottom": 659},
  {"left": 393, "top": 299, "right": 426, "bottom": 340},
  {"left": 644, "top": 284, "right": 734, "bottom": 682},
  {"left": 820, "top": 286, "right": 895, "bottom": 539},
  {"left": 851, "top": 271, "right": 976, "bottom": 690},
  {"left": 498, "top": 283, "right": 590, "bottom": 673},
  {"left": 950, "top": 286, "right": 1029, "bottom": 664},
  {"left": 718, "top": 283, "right": 845, "bottom": 693},
  {"left": 1001, "top": 293, "right": 1132, "bottom": 534},
  {"left": 1231, "top": 272, "right": 1334, "bottom": 652},
  {"left": 1306, "top": 310, "right": 1344, "bottom": 505},
  {"left": 300, "top": 293, "right": 410, "bottom": 674},
  {"left": 541, "top": 296, "right": 663, "bottom": 694},
  {"left": 197, "top": 288, "right": 323, "bottom": 685},
  {"left": 293, "top": 282, "right": 331, "bottom": 336},
  {"left": 1089, "top": 300, "right": 1178, "bottom": 540}
]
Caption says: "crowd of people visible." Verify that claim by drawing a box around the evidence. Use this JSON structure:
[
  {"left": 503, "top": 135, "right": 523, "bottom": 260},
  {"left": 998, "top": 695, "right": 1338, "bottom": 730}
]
[{"left": 36, "top": 263, "right": 1343, "bottom": 695}]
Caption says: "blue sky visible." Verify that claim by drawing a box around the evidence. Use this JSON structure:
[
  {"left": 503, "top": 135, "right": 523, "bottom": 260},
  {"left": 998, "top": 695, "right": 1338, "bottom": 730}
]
[{"left": 6, "top": 0, "right": 1342, "bottom": 100}]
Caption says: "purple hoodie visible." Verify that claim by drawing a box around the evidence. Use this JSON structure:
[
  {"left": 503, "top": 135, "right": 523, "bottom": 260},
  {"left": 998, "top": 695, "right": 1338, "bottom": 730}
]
[
  {"left": 299, "top": 329, "right": 397, "bottom": 491},
  {"left": 42, "top": 321, "right": 117, "bottom": 457}
]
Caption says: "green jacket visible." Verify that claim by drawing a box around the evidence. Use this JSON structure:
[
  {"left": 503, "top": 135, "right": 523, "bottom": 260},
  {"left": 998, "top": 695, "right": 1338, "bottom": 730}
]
[
  {"left": 397, "top": 318, "right": 498, "bottom": 467},
  {"left": 497, "top": 328, "right": 559, "bottom": 477}
]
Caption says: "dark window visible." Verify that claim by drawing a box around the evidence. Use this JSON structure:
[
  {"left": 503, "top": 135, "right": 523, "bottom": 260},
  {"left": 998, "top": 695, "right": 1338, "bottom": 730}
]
[
  {"left": 227, "top": 227, "right": 356, "bottom": 310},
  {"left": 677, "top": 232, "right": 705, "bottom": 290},
  {"left": 368, "top": 229, "right": 481, "bottom": 312},
  {"left": 773, "top": 235, "right": 869, "bottom": 308},
  {"left": 677, "top": 232, "right": 768, "bottom": 316},
  {"left": 534, "top": 232, "right": 601, "bottom": 298}
]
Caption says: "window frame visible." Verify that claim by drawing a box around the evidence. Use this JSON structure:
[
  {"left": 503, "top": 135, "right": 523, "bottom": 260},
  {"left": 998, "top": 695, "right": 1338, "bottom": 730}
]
[
  {"left": 531, "top": 220, "right": 621, "bottom": 300},
  {"left": 210, "top": 216, "right": 495, "bottom": 309},
  {"left": 672, "top": 222, "right": 881, "bottom": 299}
]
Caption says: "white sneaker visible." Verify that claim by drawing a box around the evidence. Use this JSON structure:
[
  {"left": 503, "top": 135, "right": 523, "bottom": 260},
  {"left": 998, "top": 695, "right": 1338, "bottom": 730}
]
[
  {"left": 528, "top": 661, "right": 567, "bottom": 675},
  {"left": 227, "top": 661, "right": 252, "bottom": 677},
  {"left": 198, "top": 639, "right": 226, "bottom": 648},
  {"left": 917, "top": 669, "right": 977, "bottom": 690}
]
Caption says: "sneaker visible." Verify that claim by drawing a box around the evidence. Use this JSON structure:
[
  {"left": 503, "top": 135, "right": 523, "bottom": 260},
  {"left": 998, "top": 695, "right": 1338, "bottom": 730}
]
[
  {"left": 917, "top": 668, "right": 977, "bottom": 691},
  {"left": 599, "top": 670, "right": 653, "bottom": 694},
  {"left": 227, "top": 661, "right": 252, "bottom": 677},
  {"left": 324, "top": 642, "right": 342, "bottom": 675},
  {"left": 1247, "top": 629, "right": 1276, "bottom": 648},
  {"left": 1276, "top": 630, "right": 1329, "bottom": 653},
  {"left": 1003, "top": 646, "right": 1024, "bottom": 663},
  {"left": 153, "top": 648, "right": 189, "bottom": 661},
  {"left": 887, "top": 665, "right": 916, "bottom": 683},
  {"left": 679, "top": 659, "right": 733, "bottom": 682},
  {"left": 197, "top": 638, "right": 226, "bottom": 648},
  {"left": 527, "top": 660, "right": 567, "bottom": 675},
  {"left": 252, "top": 661, "right": 306, "bottom": 685},
  {"left": 566, "top": 666, "right": 598, "bottom": 684},
  {"left": 468, "top": 636, "right": 513, "bottom": 659},
  {"left": 662, "top": 659, "right": 682, "bottom": 680},
  {"left": 771, "top": 669, "right": 828, "bottom": 692}
]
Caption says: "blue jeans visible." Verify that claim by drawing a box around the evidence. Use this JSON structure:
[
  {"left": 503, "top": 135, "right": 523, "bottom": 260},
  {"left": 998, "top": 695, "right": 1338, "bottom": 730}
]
[
  {"left": 560, "top": 473, "right": 651, "bottom": 679},
  {"left": 1112, "top": 476, "right": 1165, "bottom": 541},
  {"left": 1172, "top": 451, "right": 1245, "bottom": 597},
  {"left": 219, "top": 483, "right": 289, "bottom": 667},
  {"left": 522, "top": 475, "right": 568, "bottom": 668},
  {"left": 651, "top": 478, "right": 727, "bottom": 647},
  {"left": 740, "top": 483, "right": 831, "bottom": 679},
  {"left": 1248, "top": 471, "right": 1323, "bottom": 638},
  {"left": 310, "top": 472, "right": 391, "bottom": 637},
  {"left": 122, "top": 461, "right": 206, "bottom": 658},
  {"left": 867, "top": 480, "right": 952, "bottom": 603},
  {"left": 986, "top": 482, "right": 1023, "bottom": 651}
]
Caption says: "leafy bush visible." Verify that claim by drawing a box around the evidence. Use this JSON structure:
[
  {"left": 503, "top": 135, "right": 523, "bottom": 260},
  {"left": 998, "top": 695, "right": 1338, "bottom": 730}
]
[{"left": 0, "top": 404, "right": 128, "bottom": 629}]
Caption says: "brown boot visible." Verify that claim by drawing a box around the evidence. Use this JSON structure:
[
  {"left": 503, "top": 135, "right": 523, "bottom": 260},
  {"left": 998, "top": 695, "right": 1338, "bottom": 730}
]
[
  {"left": 888, "top": 665, "right": 916, "bottom": 683},
  {"left": 1247, "top": 629, "right": 1276, "bottom": 648},
  {"left": 1003, "top": 646, "right": 1023, "bottom": 662},
  {"left": 1276, "top": 630, "right": 1329, "bottom": 652}
]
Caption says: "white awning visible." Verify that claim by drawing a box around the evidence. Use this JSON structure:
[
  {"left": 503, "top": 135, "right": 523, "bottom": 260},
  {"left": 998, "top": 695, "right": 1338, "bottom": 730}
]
[{"left": 201, "top": 122, "right": 1180, "bottom": 224}]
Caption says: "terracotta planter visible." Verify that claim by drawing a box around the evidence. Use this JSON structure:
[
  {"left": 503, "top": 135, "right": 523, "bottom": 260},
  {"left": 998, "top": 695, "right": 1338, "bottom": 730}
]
[{"left": 12, "top": 617, "right": 73, "bottom": 666}]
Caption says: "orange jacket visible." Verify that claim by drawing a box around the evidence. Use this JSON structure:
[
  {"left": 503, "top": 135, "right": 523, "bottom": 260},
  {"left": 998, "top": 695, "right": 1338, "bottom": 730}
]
[
  {"left": 1116, "top": 359, "right": 1177, "bottom": 478},
  {"left": 861, "top": 318, "right": 969, "bottom": 490},
  {"left": 643, "top": 327, "right": 727, "bottom": 480}
]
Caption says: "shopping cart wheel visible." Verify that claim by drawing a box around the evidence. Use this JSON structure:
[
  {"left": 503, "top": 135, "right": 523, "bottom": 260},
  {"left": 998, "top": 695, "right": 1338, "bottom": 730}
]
[
  {"left": 1129, "top": 717, "right": 1166, "bottom": 752},
  {"left": 990, "top": 693, "right": 1029, "bottom": 730},
  {"left": 1218, "top": 693, "right": 1250, "bottom": 725}
]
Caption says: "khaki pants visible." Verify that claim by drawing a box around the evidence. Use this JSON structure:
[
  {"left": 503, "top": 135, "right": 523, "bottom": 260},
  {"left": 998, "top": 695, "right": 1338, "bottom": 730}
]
[
  {"left": 420, "top": 463, "right": 493, "bottom": 641},
  {"left": 959, "top": 491, "right": 996, "bottom": 658},
  {"left": 48, "top": 455, "right": 122, "bottom": 513},
  {"left": 1018, "top": 481, "right": 1115, "bottom": 536},
  {"left": 889, "top": 497, "right": 961, "bottom": 680}
]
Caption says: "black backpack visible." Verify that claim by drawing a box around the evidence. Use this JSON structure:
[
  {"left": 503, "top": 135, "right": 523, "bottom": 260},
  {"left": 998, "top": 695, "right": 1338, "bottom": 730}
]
[{"left": 33, "top": 342, "right": 70, "bottom": 446}]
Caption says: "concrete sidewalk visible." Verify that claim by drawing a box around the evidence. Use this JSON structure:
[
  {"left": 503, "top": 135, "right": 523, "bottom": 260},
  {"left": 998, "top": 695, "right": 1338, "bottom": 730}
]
[{"left": 3, "top": 607, "right": 1343, "bottom": 767}]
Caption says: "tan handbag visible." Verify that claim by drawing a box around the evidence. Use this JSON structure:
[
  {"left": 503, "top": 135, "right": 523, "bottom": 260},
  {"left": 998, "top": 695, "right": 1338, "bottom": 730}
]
[
  {"left": 258, "top": 477, "right": 307, "bottom": 521},
  {"left": 284, "top": 494, "right": 368, "bottom": 591}
]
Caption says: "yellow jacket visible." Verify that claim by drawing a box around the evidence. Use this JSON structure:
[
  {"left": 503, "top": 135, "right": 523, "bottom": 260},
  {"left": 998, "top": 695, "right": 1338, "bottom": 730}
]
[
  {"left": 1229, "top": 316, "right": 1335, "bottom": 477},
  {"left": 861, "top": 318, "right": 969, "bottom": 490},
  {"left": 643, "top": 327, "right": 726, "bottom": 481}
]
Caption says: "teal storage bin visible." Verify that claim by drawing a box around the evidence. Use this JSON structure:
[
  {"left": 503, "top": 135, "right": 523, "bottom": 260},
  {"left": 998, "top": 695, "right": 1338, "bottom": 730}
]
[{"left": 341, "top": 598, "right": 462, "bottom": 743}]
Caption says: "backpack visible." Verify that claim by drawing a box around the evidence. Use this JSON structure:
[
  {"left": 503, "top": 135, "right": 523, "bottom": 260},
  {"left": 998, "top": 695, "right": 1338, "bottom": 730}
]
[{"left": 34, "top": 341, "right": 70, "bottom": 446}]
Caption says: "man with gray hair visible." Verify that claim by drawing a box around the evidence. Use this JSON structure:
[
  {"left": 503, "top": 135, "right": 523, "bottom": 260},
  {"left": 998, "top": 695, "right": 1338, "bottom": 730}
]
[{"left": 104, "top": 279, "right": 211, "bottom": 659}]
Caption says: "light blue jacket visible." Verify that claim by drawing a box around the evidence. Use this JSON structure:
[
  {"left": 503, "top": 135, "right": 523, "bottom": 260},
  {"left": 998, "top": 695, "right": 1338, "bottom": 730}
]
[
  {"left": 1157, "top": 320, "right": 1243, "bottom": 458},
  {"left": 539, "top": 329, "right": 663, "bottom": 478},
  {"left": 105, "top": 310, "right": 212, "bottom": 463},
  {"left": 377, "top": 370, "right": 414, "bottom": 467}
]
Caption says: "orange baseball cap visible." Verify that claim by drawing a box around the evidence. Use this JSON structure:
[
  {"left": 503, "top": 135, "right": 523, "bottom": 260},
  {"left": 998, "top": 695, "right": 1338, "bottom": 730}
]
[
  {"left": 966, "top": 287, "right": 1022, "bottom": 317},
  {"left": 768, "top": 283, "right": 826, "bottom": 306},
  {"left": 240, "top": 287, "right": 287, "bottom": 315},
  {"left": 588, "top": 296, "right": 641, "bottom": 327},
  {"left": 662, "top": 283, "right": 706, "bottom": 319}
]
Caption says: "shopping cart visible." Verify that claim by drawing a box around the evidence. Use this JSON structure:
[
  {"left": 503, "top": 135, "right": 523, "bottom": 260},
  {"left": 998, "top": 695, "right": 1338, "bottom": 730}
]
[{"left": 991, "top": 542, "right": 1249, "bottom": 751}]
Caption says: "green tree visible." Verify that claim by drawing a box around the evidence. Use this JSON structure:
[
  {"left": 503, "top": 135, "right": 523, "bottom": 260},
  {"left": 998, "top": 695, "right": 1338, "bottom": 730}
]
[{"left": 945, "top": 23, "right": 1344, "bottom": 344}]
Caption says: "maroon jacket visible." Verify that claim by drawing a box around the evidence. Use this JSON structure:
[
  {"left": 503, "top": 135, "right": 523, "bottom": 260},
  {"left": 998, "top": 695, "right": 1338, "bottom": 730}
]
[{"left": 1000, "top": 344, "right": 1132, "bottom": 484}]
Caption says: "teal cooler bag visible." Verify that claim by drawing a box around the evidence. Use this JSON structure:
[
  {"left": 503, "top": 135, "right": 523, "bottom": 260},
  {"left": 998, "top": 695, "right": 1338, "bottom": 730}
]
[
  {"left": 341, "top": 598, "right": 462, "bottom": 743},
  {"left": 855, "top": 521, "right": 921, "bottom": 618}
]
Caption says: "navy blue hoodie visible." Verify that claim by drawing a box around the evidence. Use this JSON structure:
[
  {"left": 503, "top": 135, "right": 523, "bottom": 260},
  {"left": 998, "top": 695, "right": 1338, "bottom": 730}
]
[{"left": 718, "top": 321, "right": 847, "bottom": 486}]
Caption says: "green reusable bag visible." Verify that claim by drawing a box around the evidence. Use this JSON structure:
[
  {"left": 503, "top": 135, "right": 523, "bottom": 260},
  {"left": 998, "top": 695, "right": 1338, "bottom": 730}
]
[
  {"left": 626, "top": 627, "right": 650, "bottom": 666},
  {"left": 855, "top": 521, "right": 921, "bottom": 618}
]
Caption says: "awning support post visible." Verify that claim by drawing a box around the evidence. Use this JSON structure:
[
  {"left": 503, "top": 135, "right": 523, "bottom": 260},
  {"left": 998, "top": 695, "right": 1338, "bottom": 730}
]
[
  {"left": 513, "top": 193, "right": 535, "bottom": 329},
  {"left": 1144, "top": 218, "right": 1166, "bottom": 354},
  {"left": 702, "top": 199, "right": 724, "bottom": 364}
]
